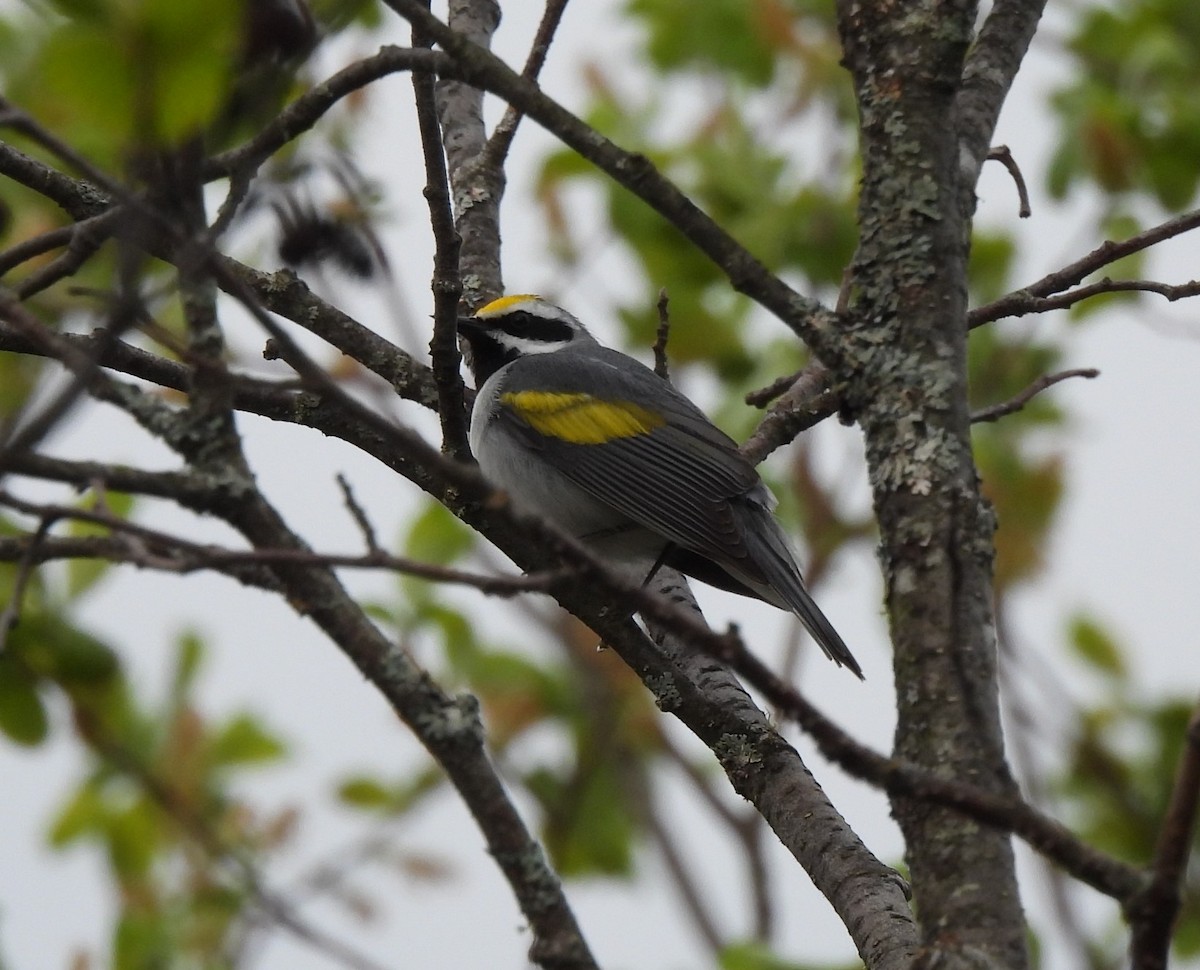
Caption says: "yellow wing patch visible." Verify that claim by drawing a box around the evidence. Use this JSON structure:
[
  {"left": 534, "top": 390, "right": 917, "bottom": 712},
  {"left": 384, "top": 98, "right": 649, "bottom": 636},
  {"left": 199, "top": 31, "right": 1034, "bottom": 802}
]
[
  {"left": 476, "top": 294, "right": 541, "bottom": 317},
  {"left": 502, "top": 391, "right": 665, "bottom": 444}
]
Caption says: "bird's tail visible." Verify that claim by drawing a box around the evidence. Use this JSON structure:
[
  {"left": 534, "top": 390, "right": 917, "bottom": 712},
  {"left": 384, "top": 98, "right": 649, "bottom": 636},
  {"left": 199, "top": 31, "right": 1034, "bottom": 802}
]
[{"left": 736, "top": 506, "right": 864, "bottom": 679}]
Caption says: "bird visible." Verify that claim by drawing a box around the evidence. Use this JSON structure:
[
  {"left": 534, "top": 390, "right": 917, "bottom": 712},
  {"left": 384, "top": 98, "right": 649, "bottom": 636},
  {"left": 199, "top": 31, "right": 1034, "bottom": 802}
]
[{"left": 457, "top": 294, "right": 862, "bottom": 678}]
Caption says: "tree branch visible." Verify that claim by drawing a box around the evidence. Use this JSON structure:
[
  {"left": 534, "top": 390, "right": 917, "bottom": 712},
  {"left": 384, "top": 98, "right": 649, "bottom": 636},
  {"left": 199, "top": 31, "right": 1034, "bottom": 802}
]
[
  {"left": 0, "top": 490, "right": 566, "bottom": 596},
  {"left": 1127, "top": 696, "right": 1200, "bottom": 970},
  {"left": 956, "top": 0, "right": 1049, "bottom": 191},
  {"left": 433, "top": 0, "right": 504, "bottom": 306},
  {"left": 485, "top": 0, "right": 572, "bottom": 165},
  {"left": 206, "top": 46, "right": 449, "bottom": 183},
  {"left": 970, "top": 368, "right": 1099, "bottom": 423},
  {"left": 411, "top": 9, "right": 470, "bottom": 459},
  {"left": 986, "top": 145, "right": 1032, "bottom": 219},
  {"left": 378, "top": 0, "right": 844, "bottom": 364},
  {"left": 970, "top": 207, "right": 1200, "bottom": 327}
]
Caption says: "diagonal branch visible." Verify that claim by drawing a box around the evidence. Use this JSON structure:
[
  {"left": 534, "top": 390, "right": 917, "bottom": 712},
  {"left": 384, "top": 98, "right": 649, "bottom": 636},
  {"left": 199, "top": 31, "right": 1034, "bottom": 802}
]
[
  {"left": 1127, "top": 696, "right": 1200, "bottom": 970},
  {"left": 971, "top": 207, "right": 1200, "bottom": 327},
  {"left": 970, "top": 368, "right": 1100, "bottom": 424},
  {"left": 207, "top": 46, "right": 449, "bottom": 183},
  {"left": 956, "top": 0, "right": 1049, "bottom": 191},
  {"left": 377, "top": 0, "right": 843, "bottom": 364},
  {"left": 485, "top": 0, "right": 572, "bottom": 165}
]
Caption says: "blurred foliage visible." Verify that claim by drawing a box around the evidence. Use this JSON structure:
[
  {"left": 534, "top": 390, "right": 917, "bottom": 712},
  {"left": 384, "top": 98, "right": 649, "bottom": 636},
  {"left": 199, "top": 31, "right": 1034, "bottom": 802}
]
[
  {"left": 2, "top": 0, "right": 1200, "bottom": 966},
  {"left": 1059, "top": 618, "right": 1200, "bottom": 960},
  {"left": 529, "top": 0, "right": 1200, "bottom": 965},
  {"left": 1050, "top": 0, "right": 1200, "bottom": 211},
  {"left": 46, "top": 631, "right": 293, "bottom": 970},
  {"left": 378, "top": 496, "right": 665, "bottom": 877},
  {"left": 719, "top": 939, "right": 860, "bottom": 970}
]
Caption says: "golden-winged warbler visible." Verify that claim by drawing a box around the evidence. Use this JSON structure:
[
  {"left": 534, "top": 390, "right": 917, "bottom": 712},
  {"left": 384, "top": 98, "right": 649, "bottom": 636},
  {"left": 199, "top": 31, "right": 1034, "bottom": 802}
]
[{"left": 458, "top": 294, "right": 862, "bottom": 678}]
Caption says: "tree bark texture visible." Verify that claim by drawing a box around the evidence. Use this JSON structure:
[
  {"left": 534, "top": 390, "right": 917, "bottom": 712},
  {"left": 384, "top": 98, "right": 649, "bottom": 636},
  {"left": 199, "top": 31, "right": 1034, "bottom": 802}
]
[{"left": 836, "top": 1, "right": 1031, "bottom": 966}]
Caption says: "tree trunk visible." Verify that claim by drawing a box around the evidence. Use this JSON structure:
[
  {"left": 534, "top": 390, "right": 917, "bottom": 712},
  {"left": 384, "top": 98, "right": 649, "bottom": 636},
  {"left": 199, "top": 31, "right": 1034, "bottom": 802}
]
[{"left": 837, "top": 1, "right": 1030, "bottom": 965}]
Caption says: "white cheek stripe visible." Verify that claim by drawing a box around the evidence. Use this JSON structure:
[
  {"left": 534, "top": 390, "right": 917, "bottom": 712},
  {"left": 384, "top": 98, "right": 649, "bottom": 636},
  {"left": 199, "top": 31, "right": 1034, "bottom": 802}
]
[{"left": 496, "top": 334, "right": 564, "bottom": 355}]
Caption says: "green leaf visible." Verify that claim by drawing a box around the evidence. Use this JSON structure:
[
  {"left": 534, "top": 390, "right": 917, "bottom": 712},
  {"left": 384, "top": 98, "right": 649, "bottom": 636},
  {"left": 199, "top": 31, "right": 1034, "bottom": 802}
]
[
  {"left": 528, "top": 757, "right": 638, "bottom": 878},
  {"left": 30, "top": 21, "right": 138, "bottom": 161},
  {"left": 0, "top": 654, "right": 49, "bottom": 746},
  {"left": 14, "top": 615, "right": 119, "bottom": 686},
  {"left": 48, "top": 779, "right": 108, "bottom": 847},
  {"left": 628, "top": 0, "right": 781, "bottom": 87},
  {"left": 337, "top": 776, "right": 394, "bottom": 809},
  {"left": 719, "top": 941, "right": 808, "bottom": 970},
  {"left": 209, "top": 713, "right": 287, "bottom": 767},
  {"left": 114, "top": 906, "right": 170, "bottom": 970},
  {"left": 1068, "top": 614, "right": 1126, "bottom": 677},
  {"left": 336, "top": 767, "right": 442, "bottom": 815},
  {"left": 403, "top": 499, "right": 475, "bottom": 567},
  {"left": 106, "top": 798, "right": 161, "bottom": 880},
  {"left": 169, "top": 629, "right": 206, "bottom": 704},
  {"left": 140, "top": 0, "right": 241, "bottom": 142}
]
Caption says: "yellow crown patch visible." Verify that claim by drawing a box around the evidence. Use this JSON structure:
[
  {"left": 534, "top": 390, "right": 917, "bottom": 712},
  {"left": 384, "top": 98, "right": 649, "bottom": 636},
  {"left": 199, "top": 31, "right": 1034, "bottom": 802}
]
[
  {"left": 502, "top": 391, "right": 664, "bottom": 444},
  {"left": 476, "top": 294, "right": 541, "bottom": 317}
]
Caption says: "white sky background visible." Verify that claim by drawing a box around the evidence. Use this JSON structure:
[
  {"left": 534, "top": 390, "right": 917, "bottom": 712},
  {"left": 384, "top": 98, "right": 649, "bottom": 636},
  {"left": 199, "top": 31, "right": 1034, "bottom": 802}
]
[{"left": 3, "top": 2, "right": 1200, "bottom": 969}]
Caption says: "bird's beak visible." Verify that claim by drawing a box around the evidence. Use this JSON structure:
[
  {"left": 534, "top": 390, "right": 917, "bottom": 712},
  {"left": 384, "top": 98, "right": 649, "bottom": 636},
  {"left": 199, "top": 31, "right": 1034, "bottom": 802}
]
[{"left": 457, "top": 315, "right": 484, "bottom": 337}]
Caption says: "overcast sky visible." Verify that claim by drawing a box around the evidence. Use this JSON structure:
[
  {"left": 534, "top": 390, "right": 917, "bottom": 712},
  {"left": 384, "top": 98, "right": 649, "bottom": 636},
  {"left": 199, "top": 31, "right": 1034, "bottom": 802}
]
[{"left": 3, "top": 3, "right": 1199, "bottom": 969}]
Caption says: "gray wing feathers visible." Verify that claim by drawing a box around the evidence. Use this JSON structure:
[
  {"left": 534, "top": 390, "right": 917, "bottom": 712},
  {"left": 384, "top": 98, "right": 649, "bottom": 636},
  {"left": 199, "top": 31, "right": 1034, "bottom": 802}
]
[{"left": 499, "top": 347, "right": 864, "bottom": 677}]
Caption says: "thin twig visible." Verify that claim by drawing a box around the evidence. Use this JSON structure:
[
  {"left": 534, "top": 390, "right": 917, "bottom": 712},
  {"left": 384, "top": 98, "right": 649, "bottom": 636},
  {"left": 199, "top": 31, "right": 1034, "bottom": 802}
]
[
  {"left": 978, "top": 276, "right": 1200, "bottom": 325},
  {"left": 971, "top": 207, "right": 1200, "bottom": 328},
  {"left": 485, "top": 0, "right": 571, "bottom": 165},
  {"left": 0, "top": 490, "right": 563, "bottom": 596},
  {"left": 0, "top": 223, "right": 75, "bottom": 277},
  {"left": 14, "top": 210, "right": 120, "bottom": 299},
  {"left": 745, "top": 368, "right": 802, "bottom": 408},
  {"left": 970, "top": 368, "right": 1099, "bottom": 424},
  {"left": 0, "top": 513, "right": 55, "bottom": 652},
  {"left": 986, "top": 145, "right": 1031, "bottom": 219},
  {"left": 653, "top": 287, "right": 671, "bottom": 380},
  {"left": 739, "top": 364, "right": 835, "bottom": 465},
  {"left": 207, "top": 46, "right": 448, "bottom": 183},
  {"left": 336, "top": 473, "right": 382, "bottom": 554}
]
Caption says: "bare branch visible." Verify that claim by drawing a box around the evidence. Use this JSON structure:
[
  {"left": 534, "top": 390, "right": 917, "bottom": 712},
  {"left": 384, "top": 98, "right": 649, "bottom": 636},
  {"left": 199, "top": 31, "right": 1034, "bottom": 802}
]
[
  {"left": 486, "top": 0, "right": 572, "bottom": 164},
  {"left": 696, "top": 624, "right": 1147, "bottom": 903},
  {"left": 986, "top": 145, "right": 1032, "bottom": 219},
  {"left": 652, "top": 288, "right": 671, "bottom": 380},
  {"left": 977, "top": 276, "right": 1200, "bottom": 325},
  {"left": 336, "top": 473, "right": 382, "bottom": 554},
  {"left": 411, "top": 13, "right": 469, "bottom": 459},
  {"left": 0, "top": 491, "right": 565, "bottom": 596},
  {"left": 971, "top": 207, "right": 1200, "bottom": 327},
  {"left": 956, "top": 0, "right": 1049, "bottom": 190},
  {"left": 207, "top": 46, "right": 448, "bottom": 183},
  {"left": 0, "top": 223, "right": 74, "bottom": 276},
  {"left": 1128, "top": 696, "right": 1200, "bottom": 970},
  {"left": 0, "top": 512, "right": 54, "bottom": 653},
  {"left": 740, "top": 365, "right": 836, "bottom": 465},
  {"left": 970, "top": 368, "right": 1100, "bottom": 424},
  {"left": 431, "top": 0, "right": 504, "bottom": 307},
  {"left": 378, "top": 0, "right": 843, "bottom": 363}
]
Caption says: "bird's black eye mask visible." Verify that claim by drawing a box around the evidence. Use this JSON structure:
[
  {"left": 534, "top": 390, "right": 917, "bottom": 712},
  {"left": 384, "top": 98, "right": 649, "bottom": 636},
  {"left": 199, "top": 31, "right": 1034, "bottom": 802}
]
[{"left": 458, "top": 310, "right": 575, "bottom": 344}]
